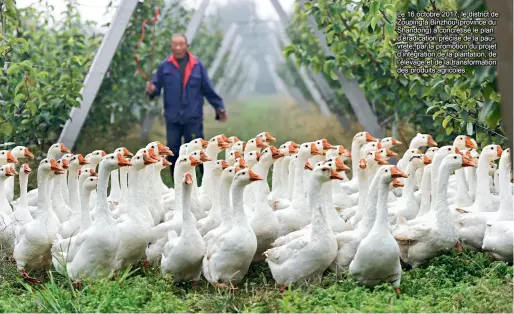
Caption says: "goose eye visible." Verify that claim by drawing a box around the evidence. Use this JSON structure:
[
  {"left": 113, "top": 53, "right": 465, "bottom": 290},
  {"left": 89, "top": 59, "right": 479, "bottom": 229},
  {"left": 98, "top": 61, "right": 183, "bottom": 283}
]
[
  {"left": 385, "top": 170, "right": 388, "bottom": 172},
  {"left": 454, "top": 156, "right": 457, "bottom": 159},
  {"left": 491, "top": 147, "right": 494, "bottom": 150},
  {"left": 111, "top": 156, "right": 114, "bottom": 159},
  {"left": 448, "top": 148, "right": 451, "bottom": 151}
]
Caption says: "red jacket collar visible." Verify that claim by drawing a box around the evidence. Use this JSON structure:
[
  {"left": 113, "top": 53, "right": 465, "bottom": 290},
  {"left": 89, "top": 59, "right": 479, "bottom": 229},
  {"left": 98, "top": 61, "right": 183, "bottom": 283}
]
[{"left": 167, "top": 51, "right": 198, "bottom": 67}]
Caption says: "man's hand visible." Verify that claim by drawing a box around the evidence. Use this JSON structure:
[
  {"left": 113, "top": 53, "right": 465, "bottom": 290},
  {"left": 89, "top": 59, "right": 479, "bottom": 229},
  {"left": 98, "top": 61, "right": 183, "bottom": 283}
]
[
  {"left": 216, "top": 109, "right": 228, "bottom": 122},
  {"left": 145, "top": 80, "right": 156, "bottom": 95}
]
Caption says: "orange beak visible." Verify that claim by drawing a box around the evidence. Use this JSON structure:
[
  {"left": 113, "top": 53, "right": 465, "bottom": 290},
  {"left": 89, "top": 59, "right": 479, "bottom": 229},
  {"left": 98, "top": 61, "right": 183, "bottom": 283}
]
[
  {"left": 189, "top": 156, "right": 201, "bottom": 167},
  {"left": 462, "top": 156, "right": 476, "bottom": 168},
  {"left": 6, "top": 151, "right": 18, "bottom": 164},
  {"left": 220, "top": 134, "right": 230, "bottom": 143},
  {"left": 391, "top": 138, "right": 402, "bottom": 146},
  {"left": 184, "top": 172, "right": 193, "bottom": 184},
  {"left": 22, "top": 164, "right": 32, "bottom": 174},
  {"left": 49, "top": 158, "right": 63, "bottom": 172},
  {"left": 4, "top": 167, "right": 14, "bottom": 176},
  {"left": 270, "top": 146, "right": 284, "bottom": 159},
  {"left": 61, "top": 158, "right": 69, "bottom": 169},
  {"left": 375, "top": 151, "right": 388, "bottom": 165},
  {"left": 221, "top": 160, "right": 229, "bottom": 169},
  {"left": 310, "top": 143, "right": 322, "bottom": 155},
  {"left": 496, "top": 146, "right": 503, "bottom": 157},
  {"left": 335, "top": 158, "right": 350, "bottom": 171},
  {"left": 233, "top": 151, "right": 242, "bottom": 159},
  {"left": 237, "top": 158, "right": 247, "bottom": 169},
  {"left": 60, "top": 143, "right": 71, "bottom": 153},
  {"left": 242, "top": 142, "right": 247, "bottom": 152},
  {"left": 392, "top": 178, "right": 404, "bottom": 188},
  {"left": 255, "top": 151, "right": 261, "bottom": 161},
  {"left": 89, "top": 169, "right": 97, "bottom": 177},
  {"left": 157, "top": 143, "right": 174, "bottom": 156},
  {"left": 423, "top": 155, "right": 432, "bottom": 165},
  {"left": 288, "top": 142, "right": 299, "bottom": 154},
  {"left": 455, "top": 147, "right": 462, "bottom": 155},
  {"left": 100, "top": 151, "right": 107, "bottom": 157},
  {"left": 365, "top": 132, "right": 377, "bottom": 142},
  {"left": 117, "top": 153, "right": 132, "bottom": 167},
  {"left": 121, "top": 147, "right": 133, "bottom": 157},
  {"left": 330, "top": 169, "right": 344, "bottom": 180},
  {"left": 304, "top": 161, "right": 313, "bottom": 171},
  {"left": 256, "top": 137, "right": 269, "bottom": 149},
  {"left": 147, "top": 147, "right": 159, "bottom": 160},
  {"left": 162, "top": 158, "right": 172, "bottom": 167},
  {"left": 385, "top": 148, "right": 397, "bottom": 157},
  {"left": 229, "top": 136, "right": 240, "bottom": 144},
  {"left": 264, "top": 132, "right": 276, "bottom": 143},
  {"left": 427, "top": 135, "right": 437, "bottom": 147},
  {"left": 218, "top": 138, "right": 230, "bottom": 149},
  {"left": 200, "top": 139, "right": 208, "bottom": 149},
  {"left": 321, "top": 139, "right": 334, "bottom": 150},
  {"left": 249, "top": 169, "right": 264, "bottom": 181},
  {"left": 359, "top": 158, "right": 367, "bottom": 169},
  {"left": 391, "top": 166, "right": 408, "bottom": 178},
  {"left": 377, "top": 141, "right": 383, "bottom": 149},
  {"left": 465, "top": 136, "right": 477, "bottom": 149},
  {"left": 200, "top": 151, "right": 212, "bottom": 162},
  {"left": 143, "top": 153, "right": 158, "bottom": 165},
  {"left": 337, "top": 146, "right": 345, "bottom": 156},
  {"left": 24, "top": 147, "right": 34, "bottom": 159},
  {"left": 77, "top": 154, "right": 89, "bottom": 165}
]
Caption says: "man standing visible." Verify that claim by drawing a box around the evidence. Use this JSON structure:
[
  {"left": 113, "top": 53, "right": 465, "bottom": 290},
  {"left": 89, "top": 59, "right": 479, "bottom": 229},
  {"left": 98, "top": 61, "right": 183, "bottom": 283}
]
[{"left": 145, "top": 34, "right": 227, "bottom": 174}]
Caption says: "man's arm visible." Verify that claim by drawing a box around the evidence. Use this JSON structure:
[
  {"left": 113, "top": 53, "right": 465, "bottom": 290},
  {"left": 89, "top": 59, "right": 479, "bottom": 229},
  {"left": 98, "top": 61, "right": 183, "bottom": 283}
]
[
  {"left": 200, "top": 62, "right": 225, "bottom": 112},
  {"left": 147, "top": 63, "right": 163, "bottom": 99}
]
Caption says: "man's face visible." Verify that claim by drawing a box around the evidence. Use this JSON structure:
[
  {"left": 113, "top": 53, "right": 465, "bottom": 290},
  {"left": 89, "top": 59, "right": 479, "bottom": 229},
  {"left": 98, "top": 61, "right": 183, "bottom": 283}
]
[{"left": 171, "top": 36, "right": 188, "bottom": 58}]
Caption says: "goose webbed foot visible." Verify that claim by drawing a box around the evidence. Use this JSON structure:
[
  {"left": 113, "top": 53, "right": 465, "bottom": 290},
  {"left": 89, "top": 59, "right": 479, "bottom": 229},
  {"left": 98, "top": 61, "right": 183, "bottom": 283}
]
[
  {"left": 394, "top": 287, "right": 401, "bottom": 299},
  {"left": 18, "top": 269, "right": 40, "bottom": 284},
  {"left": 72, "top": 281, "right": 82, "bottom": 289},
  {"left": 455, "top": 241, "right": 463, "bottom": 254}
]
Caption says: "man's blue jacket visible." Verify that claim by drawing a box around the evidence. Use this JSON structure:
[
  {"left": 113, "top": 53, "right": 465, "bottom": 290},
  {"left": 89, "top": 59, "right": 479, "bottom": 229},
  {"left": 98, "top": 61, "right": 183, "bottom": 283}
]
[{"left": 150, "top": 52, "right": 224, "bottom": 123}]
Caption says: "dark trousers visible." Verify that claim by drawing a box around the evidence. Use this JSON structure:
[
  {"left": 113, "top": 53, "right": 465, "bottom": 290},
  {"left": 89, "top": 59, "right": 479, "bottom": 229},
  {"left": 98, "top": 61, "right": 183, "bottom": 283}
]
[{"left": 166, "top": 119, "right": 204, "bottom": 180}]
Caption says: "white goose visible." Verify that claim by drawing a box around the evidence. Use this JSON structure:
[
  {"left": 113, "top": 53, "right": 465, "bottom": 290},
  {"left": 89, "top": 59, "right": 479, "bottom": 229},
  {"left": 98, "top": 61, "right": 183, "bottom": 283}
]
[
  {"left": 11, "top": 164, "right": 34, "bottom": 236},
  {"left": 108, "top": 147, "right": 133, "bottom": 205},
  {"left": 340, "top": 132, "right": 378, "bottom": 194},
  {"left": 0, "top": 165, "right": 17, "bottom": 249},
  {"left": 14, "top": 158, "right": 63, "bottom": 282},
  {"left": 66, "top": 153, "right": 131, "bottom": 282},
  {"left": 268, "top": 141, "right": 299, "bottom": 210},
  {"left": 264, "top": 164, "right": 341, "bottom": 289},
  {"left": 5, "top": 146, "right": 34, "bottom": 204}
]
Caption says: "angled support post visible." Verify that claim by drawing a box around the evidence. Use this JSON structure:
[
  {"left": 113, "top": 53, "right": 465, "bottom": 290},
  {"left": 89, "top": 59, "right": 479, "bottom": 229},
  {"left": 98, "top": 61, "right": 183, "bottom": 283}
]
[
  {"left": 300, "top": 0, "right": 383, "bottom": 137},
  {"left": 215, "top": 35, "right": 243, "bottom": 91},
  {"left": 185, "top": 0, "right": 210, "bottom": 43},
  {"left": 208, "top": 23, "right": 238, "bottom": 77},
  {"left": 58, "top": 0, "right": 140, "bottom": 149},
  {"left": 226, "top": 55, "right": 250, "bottom": 98},
  {"left": 269, "top": 34, "right": 310, "bottom": 111},
  {"left": 271, "top": 0, "right": 332, "bottom": 117},
  {"left": 218, "top": 49, "right": 246, "bottom": 96},
  {"left": 227, "top": 57, "right": 250, "bottom": 99},
  {"left": 237, "top": 62, "right": 258, "bottom": 99}
]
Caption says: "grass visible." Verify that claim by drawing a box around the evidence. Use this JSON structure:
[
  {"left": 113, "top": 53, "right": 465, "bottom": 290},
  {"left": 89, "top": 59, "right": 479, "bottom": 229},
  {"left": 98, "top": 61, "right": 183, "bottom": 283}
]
[{"left": 0, "top": 250, "right": 512, "bottom": 312}]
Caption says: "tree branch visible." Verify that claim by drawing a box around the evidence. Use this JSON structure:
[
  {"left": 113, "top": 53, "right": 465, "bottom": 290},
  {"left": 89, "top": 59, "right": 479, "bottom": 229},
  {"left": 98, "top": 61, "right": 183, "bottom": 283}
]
[{"left": 379, "top": 9, "right": 392, "bottom": 24}]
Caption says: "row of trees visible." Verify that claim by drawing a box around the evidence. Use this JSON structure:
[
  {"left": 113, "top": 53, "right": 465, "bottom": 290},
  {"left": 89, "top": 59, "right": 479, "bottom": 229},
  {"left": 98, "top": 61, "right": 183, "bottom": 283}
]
[
  {"left": 0, "top": 0, "right": 224, "bottom": 155},
  {"left": 281, "top": 0, "right": 506, "bottom": 147}
]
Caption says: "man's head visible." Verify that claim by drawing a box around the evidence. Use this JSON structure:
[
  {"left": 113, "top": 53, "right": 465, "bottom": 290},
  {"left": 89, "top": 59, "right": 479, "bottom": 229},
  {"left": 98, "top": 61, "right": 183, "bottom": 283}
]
[{"left": 171, "top": 34, "right": 188, "bottom": 59}]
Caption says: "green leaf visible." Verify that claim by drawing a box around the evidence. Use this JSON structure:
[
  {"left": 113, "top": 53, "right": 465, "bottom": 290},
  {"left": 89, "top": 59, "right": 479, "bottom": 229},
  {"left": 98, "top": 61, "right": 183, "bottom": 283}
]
[
  {"left": 0, "top": 122, "right": 13, "bottom": 136},
  {"left": 371, "top": 15, "right": 380, "bottom": 30},
  {"left": 446, "top": 126, "right": 454, "bottom": 135},
  {"left": 330, "top": 70, "right": 338, "bottom": 80},
  {"left": 442, "top": 116, "right": 452, "bottom": 128},
  {"left": 283, "top": 45, "right": 296, "bottom": 58},
  {"left": 466, "top": 122, "right": 473, "bottom": 135},
  {"left": 430, "top": 80, "right": 445, "bottom": 93},
  {"left": 432, "top": 110, "right": 444, "bottom": 119},
  {"left": 27, "top": 101, "right": 37, "bottom": 115},
  {"left": 318, "top": 0, "right": 326, "bottom": 10},
  {"left": 6, "top": 64, "right": 20, "bottom": 76},
  {"left": 14, "top": 93, "right": 26, "bottom": 106},
  {"left": 417, "top": 0, "right": 428, "bottom": 10},
  {"left": 426, "top": 105, "right": 439, "bottom": 114}
]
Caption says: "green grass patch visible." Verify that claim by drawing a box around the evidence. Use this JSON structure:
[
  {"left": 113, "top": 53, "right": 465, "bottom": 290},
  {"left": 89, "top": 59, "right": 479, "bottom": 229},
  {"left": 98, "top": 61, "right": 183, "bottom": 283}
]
[{"left": 0, "top": 251, "right": 512, "bottom": 312}]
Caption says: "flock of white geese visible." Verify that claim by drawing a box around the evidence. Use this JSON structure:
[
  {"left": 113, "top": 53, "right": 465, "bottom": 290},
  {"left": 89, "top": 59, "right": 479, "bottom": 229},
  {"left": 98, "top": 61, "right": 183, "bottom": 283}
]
[{"left": 0, "top": 131, "right": 512, "bottom": 297}]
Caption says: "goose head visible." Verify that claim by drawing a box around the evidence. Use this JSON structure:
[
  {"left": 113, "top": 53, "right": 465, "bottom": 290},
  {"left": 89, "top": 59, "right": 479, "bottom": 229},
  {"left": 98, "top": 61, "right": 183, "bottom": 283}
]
[
  {"left": 381, "top": 137, "right": 402, "bottom": 149},
  {"left": 21, "top": 163, "right": 32, "bottom": 175},
  {"left": 489, "top": 162, "right": 497, "bottom": 176},
  {"left": 48, "top": 143, "right": 71, "bottom": 158},
  {"left": 243, "top": 151, "right": 260, "bottom": 168},
  {"left": 499, "top": 148, "right": 511, "bottom": 169},
  {"left": 353, "top": 131, "right": 377, "bottom": 145},
  {"left": 361, "top": 141, "right": 382, "bottom": 158},
  {"left": 314, "top": 139, "right": 334, "bottom": 155},
  {"left": 259, "top": 145, "right": 284, "bottom": 165},
  {"left": 179, "top": 144, "right": 189, "bottom": 157},
  {"left": 233, "top": 157, "right": 247, "bottom": 169},
  {"left": 221, "top": 166, "right": 239, "bottom": 184},
  {"left": 480, "top": 144, "right": 503, "bottom": 163},
  {"left": 232, "top": 168, "right": 263, "bottom": 186},
  {"left": 425, "top": 147, "right": 439, "bottom": 160},
  {"left": 188, "top": 138, "right": 208, "bottom": 152},
  {"left": 0, "top": 150, "right": 18, "bottom": 165},
  {"left": 392, "top": 178, "right": 404, "bottom": 188},
  {"left": 154, "top": 156, "right": 172, "bottom": 170},
  {"left": 256, "top": 131, "right": 276, "bottom": 143},
  {"left": 212, "top": 159, "right": 229, "bottom": 176},
  {"left": 365, "top": 151, "right": 388, "bottom": 167},
  {"left": 442, "top": 153, "right": 476, "bottom": 172},
  {"left": 376, "top": 165, "right": 408, "bottom": 186},
  {"left": 279, "top": 141, "right": 299, "bottom": 156},
  {"left": 189, "top": 150, "right": 211, "bottom": 164},
  {"left": 402, "top": 148, "right": 422, "bottom": 161},
  {"left": 453, "top": 135, "right": 478, "bottom": 150},
  {"left": 410, "top": 133, "right": 438, "bottom": 148},
  {"left": 296, "top": 142, "right": 322, "bottom": 160},
  {"left": 86, "top": 150, "right": 107, "bottom": 166},
  {"left": 11, "top": 146, "right": 34, "bottom": 160},
  {"left": 231, "top": 141, "right": 246, "bottom": 153},
  {"left": 378, "top": 147, "right": 397, "bottom": 159},
  {"left": 147, "top": 141, "right": 173, "bottom": 156},
  {"left": 433, "top": 146, "right": 462, "bottom": 165},
  {"left": 0, "top": 165, "right": 16, "bottom": 179},
  {"left": 114, "top": 147, "right": 134, "bottom": 157},
  {"left": 304, "top": 160, "right": 313, "bottom": 171},
  {"left": 39, "top": 158, "right": 63, "bottom": 175},
  {"left": 312, "top": 163, "right": 344, "bottom": 182},
  {"left": 246, "top": 137, "right": 269, "bottom": 153},
  {"left": 83, "top": 176, "right": 98, "bottom": 191},
  {"left": 336, "top": 145, "right": 352, "bottom": 158},
  {"left": 130, "top": 152, "right": 158, "bottom": 170},
  {"left": 57, "top": 157, "right": 69, "bottom": 171},
  {"left": 227, "top": 136, "right": 240, "bottom": 145},
  {"left": 408, "top": 154, "right": 431, "bottom": 170},
  {"left": 208, "top": 135, "right": 230, "bottom": 151},
  {"left": 68, "top": 154, "right": 89, "bottom": 172},
  {"left": 175, "top": 155, "right": 201, "bottom": 174},
  {"left": 99, "top": 153, "right": 132, "bottom": 171},
  {"left": 78, "top": 167, "right": 97, "bottom": 180},
  {"left": 227, "top": 150, "right": 242, "bottom": 165}
]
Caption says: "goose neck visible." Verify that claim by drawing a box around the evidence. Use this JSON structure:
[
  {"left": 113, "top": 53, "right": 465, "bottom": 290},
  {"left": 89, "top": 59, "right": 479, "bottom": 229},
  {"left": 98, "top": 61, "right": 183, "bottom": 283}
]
[
  {"left": 219, "top": 177, "right": 233, "bottom": 226},
  {"left": 358, "top": 170, "right": 381, "bottom": 231},
  {"left": 370, "top": 177, "right": 391, "bottom": 233},
  {"left": 19, "top": 171, "right": 29, "bottom": 208},
  {"left": 474, "top": 157, "right": 493, "bottom": 211},
  {"left": 80, "top": 185, "right": 93, "bottom": 230},
  {"left": 309, "top": 177, "right": 331, "bottom": 237},
  {"left": 181, "top": 183, "right": 195, "bottom": 227},
  {"left": 272, "top": 157, "right": 284, "bottom": 191},
  {"left": 231, "top": 181, "right": 248, "bottom": 225},
  {"left": 419, "top": 165, "right": 432, "bottom": 215},
  {"left": 498, "top": 160, "right": 513, "bottom": 220},
  {"left": 433, "top": 161, "right": 453, "bottom": 224},
  {"left": 67, "top": 166, "right": 80, "bottom": 213},
  {"left": 36, "top": 168, "right": 51, "bottom": 214},
  {"left": 351, "top": 140, "right": 361, "bottom": 176},
  {"left": 95, "top": 163, "right": 114, "bottom": 221},
  {"left": 210, "top": 172, "right": 222, "bottom": 211},
  {"left": 403, "top": 163, "right": 418, "bottom": 196},
  {"left": 291, "top": 155, "right": 308, "bottom": 209}
]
